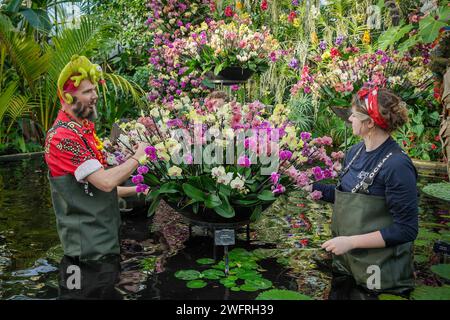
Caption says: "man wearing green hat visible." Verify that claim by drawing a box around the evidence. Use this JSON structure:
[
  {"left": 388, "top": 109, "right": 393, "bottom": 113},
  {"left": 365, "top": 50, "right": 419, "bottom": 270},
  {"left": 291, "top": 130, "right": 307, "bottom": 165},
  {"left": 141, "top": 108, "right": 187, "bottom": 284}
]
[{"left": 44, "top": 55, "right": 148, "bottom": 263}]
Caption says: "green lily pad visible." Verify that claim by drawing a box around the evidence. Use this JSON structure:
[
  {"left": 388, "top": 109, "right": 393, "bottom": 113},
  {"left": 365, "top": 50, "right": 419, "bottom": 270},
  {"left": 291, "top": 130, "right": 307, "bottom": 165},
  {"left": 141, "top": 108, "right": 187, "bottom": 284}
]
[
  {"left": 422, "top": 183, "right": 450, "bottom": 203},
  {"left": 236, "top": 270, "right": 261, "bottom": 280},
  {"left": 186, "top": 280, "right": 207, "bottom": 289},
  {"left": 240, "top": 284, "right": 259, "bottom": 292},
  {"left": 213, "top": 261, "right": 236, "bottom": 270},
  {"left": 202, "top": 269, "right": 225, "bottom": 280},
  {"left": 175, "top": 270, "right": 202, "bottom": 281},
  {"left": 430, "top": 264, "right": 450, "bottom": 281},
  {"left": 231, "top": 286, "right": 241, "bottom": 292},
  {"left": 224, "top": 275, "right": 238, "bottom": 281},
  {"left": 229, "top": 248, "right": 252, "bottom": 260},
  {"left": 196, "top": 258, "right": 216, "bottom": 265},
  {"left": 238, "top": 260, "right": 259, "bottom": 270},
  {"left": 411, "top": 285, "right": 450, "bottom": 300},
  {"left": 256, "top": 289, "right": 314, "bottom": 300},
  {"left": 245, "top": 278, "right": 273, "bottom": 290},
  {"left": 220, "top": 279, "right": 237, "bottom": 288},
  {"left": 252, "top": 249, "right": 278, "bottom": 260},
  {"left": 378, "top": 294, "right": 408, "bottom": 300}
]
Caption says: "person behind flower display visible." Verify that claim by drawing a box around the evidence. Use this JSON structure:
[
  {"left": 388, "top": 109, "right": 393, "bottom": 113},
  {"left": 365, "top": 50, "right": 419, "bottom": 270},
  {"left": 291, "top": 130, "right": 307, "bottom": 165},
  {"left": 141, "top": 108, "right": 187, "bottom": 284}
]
[
  {"left": 44, "top": 55, "right": 148, "bottom": 263},
  {"left": 312, "top": 87, "right": 419, "bottom": 298}
]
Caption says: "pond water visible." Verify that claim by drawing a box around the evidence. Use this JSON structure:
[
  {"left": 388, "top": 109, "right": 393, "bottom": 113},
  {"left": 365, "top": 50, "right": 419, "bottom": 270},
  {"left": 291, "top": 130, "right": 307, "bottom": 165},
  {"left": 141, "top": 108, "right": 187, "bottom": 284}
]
[{"left": 0, "top": 157, "right": 449, "bottom": 300}]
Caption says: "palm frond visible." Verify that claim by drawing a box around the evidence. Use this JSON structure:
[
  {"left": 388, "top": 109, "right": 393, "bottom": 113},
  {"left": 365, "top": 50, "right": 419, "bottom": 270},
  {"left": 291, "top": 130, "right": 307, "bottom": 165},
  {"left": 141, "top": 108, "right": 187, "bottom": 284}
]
[
  {"left": 6, "top": 94, "right": 31, "bottom": 132},
  {"left": 0, "top": 81, "right": 32, "bottom": 140},
  {"left": 103, "top": 73, "right": 146, "bottom": 108},
  {"left": 0, "top": 14, "right": 50, "bottom": 91},
  {"left": 0, "top": 81, "right": 17, "bottom": 124}
]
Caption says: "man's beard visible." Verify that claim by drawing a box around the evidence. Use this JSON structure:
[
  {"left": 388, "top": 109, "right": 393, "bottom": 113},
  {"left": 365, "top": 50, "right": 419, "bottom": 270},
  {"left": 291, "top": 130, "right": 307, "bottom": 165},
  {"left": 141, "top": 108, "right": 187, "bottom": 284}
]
[{"left": 72, "top": 100, "right": 98, "bottom": 121}]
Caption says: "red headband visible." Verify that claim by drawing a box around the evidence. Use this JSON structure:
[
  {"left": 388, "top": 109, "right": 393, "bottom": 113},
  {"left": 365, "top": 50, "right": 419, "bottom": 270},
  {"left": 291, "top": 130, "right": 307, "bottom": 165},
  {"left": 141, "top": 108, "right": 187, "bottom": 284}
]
[{"left": 357, "top": 87, "right": 388, "bottom": 130}]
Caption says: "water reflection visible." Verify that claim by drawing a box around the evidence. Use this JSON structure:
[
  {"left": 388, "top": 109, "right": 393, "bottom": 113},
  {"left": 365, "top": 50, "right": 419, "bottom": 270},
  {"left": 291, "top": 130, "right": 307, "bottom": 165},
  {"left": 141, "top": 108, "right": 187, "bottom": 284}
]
[{"left": 58, "top": 255, "right": 122, "bottom": 300}]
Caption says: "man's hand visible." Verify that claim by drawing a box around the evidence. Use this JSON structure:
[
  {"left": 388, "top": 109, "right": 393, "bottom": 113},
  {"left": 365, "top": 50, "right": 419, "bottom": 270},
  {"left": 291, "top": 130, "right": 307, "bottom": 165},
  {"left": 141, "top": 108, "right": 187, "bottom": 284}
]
[
  {"left": 133, "top": 142, "right": 149, "bottom": 160},
  {"left": 321, "top": 236, "right": 355, "bottom": 255}
]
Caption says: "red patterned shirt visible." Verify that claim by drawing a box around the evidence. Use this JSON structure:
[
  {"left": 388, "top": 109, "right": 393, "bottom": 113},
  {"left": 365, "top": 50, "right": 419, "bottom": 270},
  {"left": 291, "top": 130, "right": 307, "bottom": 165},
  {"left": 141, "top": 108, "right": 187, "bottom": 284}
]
[{"left": 45, "top": 110, "right": 107, "bottom": 181}]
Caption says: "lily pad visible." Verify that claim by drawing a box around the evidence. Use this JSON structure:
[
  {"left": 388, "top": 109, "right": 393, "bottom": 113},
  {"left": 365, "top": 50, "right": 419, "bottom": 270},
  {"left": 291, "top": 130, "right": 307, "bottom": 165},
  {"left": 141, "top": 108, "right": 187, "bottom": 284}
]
[
  {"left": 231, "top": 286, "right": 241, "bottom": 292},
  {"left": 378, "top": 294, "right": 408, "bottom": 300},
  {"left": 252, "top": 248, "right": 278, "bottom": 260},
  {"left": 240, "top": 284, "right": 260, "bottom": 292},
  {"left": 202, "top": 269, "right": 225, "bottom": 280},
  {"left": 430, "top": 264, "right": 450, "bottom": 281},
  {"left": 256, "top": 289, "right": 314, "bottom": 300},
  {"left": 220, "top": 279, "right": 237, "bottom": 288},
  {"left": 237, "top": 260, "right": 259, "bottom": 270},
  {"left": 229, "top": 248, "right": 252, "bottom": 260},
  {"left": 175, "top": 270, "right": 202, "bottom": 281},
  {"left": 245, "top": 278, "right": 273, "bottom": 290},
  {"left": 186, "top": 280, "right": 207, "bottom": 289},
  {"left": 196, "top": 258, "right": 215, "bottom": 265},
  {"left": 411, "top": 285, "right": 450, "bottom": 300},
  {"left": 422, "top": 183, "right": 450, "bottom": 203},
  {"left": 213, "top": 261, "right": 236, "bottom": 270},
  {"left": 236, "top": 270, "right": 261, "bottom": 280}
]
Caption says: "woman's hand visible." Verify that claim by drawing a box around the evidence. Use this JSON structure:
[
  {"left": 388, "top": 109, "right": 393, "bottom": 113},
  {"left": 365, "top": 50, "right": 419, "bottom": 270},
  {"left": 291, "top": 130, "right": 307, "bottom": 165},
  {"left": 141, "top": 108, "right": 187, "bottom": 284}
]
[{"left": 321, "top": 236, "right": 355, "bottom": 255}]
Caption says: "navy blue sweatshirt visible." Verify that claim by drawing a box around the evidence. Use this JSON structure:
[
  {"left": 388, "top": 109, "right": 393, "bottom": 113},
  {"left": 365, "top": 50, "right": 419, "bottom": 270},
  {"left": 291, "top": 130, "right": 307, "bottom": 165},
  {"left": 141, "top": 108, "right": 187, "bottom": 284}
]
[{"left": 313, "top": 137, "right": 419, "bottom": 247}]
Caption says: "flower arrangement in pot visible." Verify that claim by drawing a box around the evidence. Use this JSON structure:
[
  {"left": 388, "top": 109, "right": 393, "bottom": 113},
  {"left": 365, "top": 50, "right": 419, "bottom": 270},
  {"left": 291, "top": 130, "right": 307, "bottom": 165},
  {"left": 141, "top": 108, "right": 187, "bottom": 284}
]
[
  {"left": 184, "top": 17, "right": 280, "bottom": 81},
  {"left": 291, "top": 39, "right": 434, "bottom": 120},
  {"left": 105, "top": 94, "right": 341, "bottom": 222}
]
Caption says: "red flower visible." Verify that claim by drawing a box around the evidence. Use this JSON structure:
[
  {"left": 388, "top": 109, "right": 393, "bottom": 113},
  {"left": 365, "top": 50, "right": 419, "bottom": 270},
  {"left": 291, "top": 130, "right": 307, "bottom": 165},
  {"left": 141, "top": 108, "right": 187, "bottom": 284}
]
[
  {"left": 210, "top": 2, "right": 216, "bottom": 12},
  {"left": 224, "top": 6, "right": 234, "bottom": 17},
  {"left": 402, "top": 140, "right": 407, "bottom": 146},
  {"left": 288, "top": 11, "right": 296, "bottom": 23},
  {"left": 434, "top": 85, "right": 442, "bottom": 101},
  {"left": 330, "top": 47, "right": 341, "bottom": 58},
  {"left": 431, "top": 143, "right": 437, "bottom": 150},
  {"left": 261, "top": 0, "right": 268, "bottom": 11},
  {"left": 435, "top": 135, "right": 441, "bottom": 142},
  {"left": 300, "top": 239, "right": 309, "bottom": 247}
]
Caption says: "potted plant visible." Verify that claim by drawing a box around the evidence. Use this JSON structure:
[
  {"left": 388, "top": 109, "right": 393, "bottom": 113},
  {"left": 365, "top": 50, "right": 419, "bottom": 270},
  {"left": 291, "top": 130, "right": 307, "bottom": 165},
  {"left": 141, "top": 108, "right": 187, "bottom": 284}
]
[
  {"left": 104, "top": 98, "right": 341, "bottom": 223},
  {"left": 183, "top": 19, "right": 279, "bottom": 82}
]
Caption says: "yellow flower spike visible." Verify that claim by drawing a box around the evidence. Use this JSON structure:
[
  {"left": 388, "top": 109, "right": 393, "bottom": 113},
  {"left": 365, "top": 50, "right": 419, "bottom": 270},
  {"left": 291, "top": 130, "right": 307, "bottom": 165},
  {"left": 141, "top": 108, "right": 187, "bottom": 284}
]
[
  {"left": 311, "top": 31, "right": 319, "bottom": 45},
  {"left": 362, "top": 30, "right": 371, "bottom": 44},
  {"left": 236, "top": 1, "right": 243, "bottom": 10}
]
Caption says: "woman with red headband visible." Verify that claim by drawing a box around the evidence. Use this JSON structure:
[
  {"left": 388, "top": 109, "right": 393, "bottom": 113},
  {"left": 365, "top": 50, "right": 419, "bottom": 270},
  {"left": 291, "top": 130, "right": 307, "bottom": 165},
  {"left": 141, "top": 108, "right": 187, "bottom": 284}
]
[{"left": 312, "top": 87, "right": 418, "bottom": 299}]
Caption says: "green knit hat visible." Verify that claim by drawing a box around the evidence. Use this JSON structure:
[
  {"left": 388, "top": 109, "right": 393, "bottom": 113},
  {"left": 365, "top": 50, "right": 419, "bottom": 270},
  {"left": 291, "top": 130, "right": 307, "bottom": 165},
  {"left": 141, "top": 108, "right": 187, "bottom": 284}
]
[{"left": 57, "top": 55, "right": 103, "bottom": 104}]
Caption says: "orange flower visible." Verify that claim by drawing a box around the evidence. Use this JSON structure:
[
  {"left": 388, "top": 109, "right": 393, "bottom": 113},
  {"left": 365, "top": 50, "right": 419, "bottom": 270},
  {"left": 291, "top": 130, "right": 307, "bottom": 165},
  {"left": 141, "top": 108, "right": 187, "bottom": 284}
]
[{"left": 362, "top": 30, "right": 371, "bottom": 44}]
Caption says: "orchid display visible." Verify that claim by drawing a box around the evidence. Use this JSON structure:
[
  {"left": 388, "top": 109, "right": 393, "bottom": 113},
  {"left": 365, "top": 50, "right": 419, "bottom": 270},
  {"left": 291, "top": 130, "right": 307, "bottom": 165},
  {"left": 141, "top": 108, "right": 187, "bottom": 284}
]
[
  {"left": 146, "top": 0, "right": 213, "bottom": 103},
  {"left": 184, "top": 18, "right": 280, "bottom": 76},
  {"left": 104, "top": 97, "right": 341, "bottom": 219},
  {"left": 291, "top": 40, "right": 434, "bottom": 109}
]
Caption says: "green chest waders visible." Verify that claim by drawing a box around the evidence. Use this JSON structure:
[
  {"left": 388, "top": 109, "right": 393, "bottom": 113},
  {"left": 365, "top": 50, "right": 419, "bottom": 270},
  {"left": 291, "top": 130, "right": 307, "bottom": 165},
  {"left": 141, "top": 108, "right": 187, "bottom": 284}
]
[
  {"left": 49, "top": 174, "right": 121, "bottom": 260},
  {"left": 331, "top": 147, "right": 415, "bottom": 293}
]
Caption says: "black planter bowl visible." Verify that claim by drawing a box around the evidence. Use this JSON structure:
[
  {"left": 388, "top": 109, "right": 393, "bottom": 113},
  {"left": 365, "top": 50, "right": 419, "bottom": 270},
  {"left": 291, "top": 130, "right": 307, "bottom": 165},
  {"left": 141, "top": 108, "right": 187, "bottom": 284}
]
[
  {"left": 165, "top": 200, "right": 272, "bottom": 228},
  {"left": 219, "top": 66, "right": 253, "bottom": 81}
]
